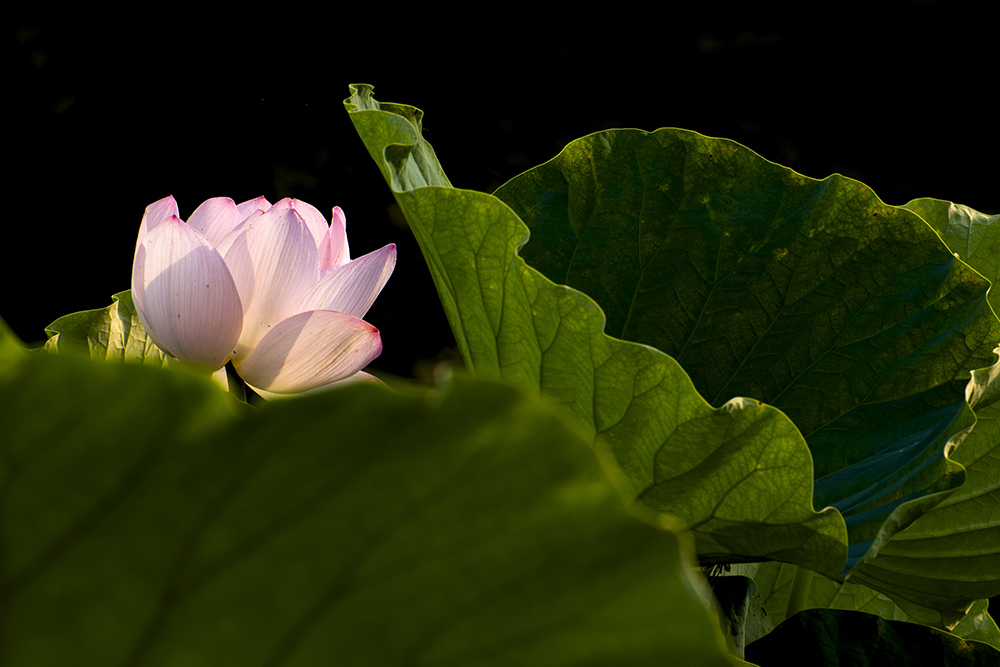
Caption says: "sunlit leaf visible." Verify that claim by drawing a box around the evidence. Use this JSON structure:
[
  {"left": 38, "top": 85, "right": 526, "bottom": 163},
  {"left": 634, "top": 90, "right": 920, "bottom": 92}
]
[
  {"left": 346, "top": 83, "right": 848, "bottom": 579},
  {"left": 44, "top": 290, "right": 166, "bottom": 364},
  {"left": 902, "top": 198, "right": 1000, "bottom": 314}
]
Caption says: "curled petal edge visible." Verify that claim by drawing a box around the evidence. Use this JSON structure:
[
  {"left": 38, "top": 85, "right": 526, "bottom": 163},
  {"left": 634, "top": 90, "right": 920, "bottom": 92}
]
[
  {"left": 294, "top": 243, "right": 397, "bottom": 319},
  {"left": 235, "top": 310, "right": 382, "bottom": 394}
]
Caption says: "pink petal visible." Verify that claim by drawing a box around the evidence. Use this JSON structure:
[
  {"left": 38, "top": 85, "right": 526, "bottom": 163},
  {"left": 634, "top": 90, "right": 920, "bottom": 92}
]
[
  {"left": 235, "top": 310, "right": 382, "bottom": 394},
  {"left": 186, "top": 197, "right": 244, "bottom": 248},
  {"left": 319, "top": 206, "right": 350, "bottom": 270},
  {"left": 236, "top": 196, "right": 271, "bottom": 219},
  {"left": 215, "top": 210, "right": 264, "bottom": 258},
  {"left": 131, "top": 216, "right": 243, "bottom": 369},
  {"left": 292, "top": 244, "right": 396, "bottom": 318},
  {"left": 134, "top": 195, "right": 179, "bottom": 258},
  {"left": 223, "top": 206, "right": 319, "bottom": 359},
  {"left": 268, "top": 198, "right": 329, "bottom": 251}
]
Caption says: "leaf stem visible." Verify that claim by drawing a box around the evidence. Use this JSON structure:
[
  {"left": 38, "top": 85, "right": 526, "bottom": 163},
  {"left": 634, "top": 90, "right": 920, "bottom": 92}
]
[{"left": 786, "top": 566, "right": 812, "bottom": 619}]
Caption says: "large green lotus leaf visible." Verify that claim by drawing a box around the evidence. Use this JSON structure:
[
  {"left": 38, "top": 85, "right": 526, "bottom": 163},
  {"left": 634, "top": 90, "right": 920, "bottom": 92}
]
[
  {"left": 492, "top": 128, "right": 1000, "bottom": 576},
  {"left": 493, "top": 136, "right": 995, "bottom": 437},
  {"left": 744, "top": 607, "right": 1000, "bottom": 666},
  {"left": 345, "top": 84, "right": 849, "bottom": 579},
  {"left": 43, "top": 289, "right": 166, "bottom": 364},
  {"left": 0, "top": 341, "right": 737, "bottom": 666}
]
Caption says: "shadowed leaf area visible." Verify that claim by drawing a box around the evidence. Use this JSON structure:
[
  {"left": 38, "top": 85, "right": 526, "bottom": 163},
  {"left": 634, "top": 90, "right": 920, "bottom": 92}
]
[
  {"left": 834, "top": 200, "right": 1000, "bottom": 625},
  {"left": 745, "top": 608, "right": 1000, "bottom": 666},
  {"left": 0, "top": 336, "right": 732, "bottom": 666}
]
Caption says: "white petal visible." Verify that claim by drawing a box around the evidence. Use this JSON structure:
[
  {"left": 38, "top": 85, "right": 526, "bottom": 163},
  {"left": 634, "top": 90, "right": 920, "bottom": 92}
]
[
  {"left": 319, "top": 206, "right": 350, "bottom": 270},
  {"left": 268, "top": 198, "right": 329, "bottom": 250},
  {"left": 131, "top": 217, "right": 243, "bottom": 369},
  {"left": 235, "top": 310, "right": 382, "bottom": 394},
  {"left": 223, "top": 206, "right": 319, "bottom": 359},
  {"left": 186, "top": 197, "right": 244, "bottom": 248},
  {"left": 292, "top": 244, "right": 396, "bottom": 318}
]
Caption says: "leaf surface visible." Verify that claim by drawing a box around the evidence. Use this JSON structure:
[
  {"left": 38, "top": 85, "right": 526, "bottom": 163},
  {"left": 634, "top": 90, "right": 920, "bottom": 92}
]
[{"left": 0, "top": 343, "right": 733, "bottom": 665}]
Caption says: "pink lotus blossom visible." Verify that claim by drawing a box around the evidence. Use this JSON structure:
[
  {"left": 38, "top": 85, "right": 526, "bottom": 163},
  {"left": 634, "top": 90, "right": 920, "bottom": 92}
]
[{"left": 132, "top": 195, "right": 395, "bottom": 394}]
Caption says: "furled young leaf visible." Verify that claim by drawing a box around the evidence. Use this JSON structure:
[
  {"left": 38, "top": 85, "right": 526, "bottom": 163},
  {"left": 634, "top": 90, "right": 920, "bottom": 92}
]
[
  {"left": 744, "top": 608, "right": 999, "bottom": 666},
  {"left": 492, "top": 128, "right": 1000, "bottom": 575},
  {"left": 0, "top": 342, "right": 735, "bottom": 666},
  {"left": 44, "top": 290, "right": 166, "bottom": 364},
  {"left": 345, "top": 84, "right": 849, "bottom": 580}
]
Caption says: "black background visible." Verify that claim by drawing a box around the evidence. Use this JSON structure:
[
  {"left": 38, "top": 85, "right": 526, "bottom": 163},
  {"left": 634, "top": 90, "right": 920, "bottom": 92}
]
[{"left": 5, "top": 4, "right": 996, "bottom": 380}]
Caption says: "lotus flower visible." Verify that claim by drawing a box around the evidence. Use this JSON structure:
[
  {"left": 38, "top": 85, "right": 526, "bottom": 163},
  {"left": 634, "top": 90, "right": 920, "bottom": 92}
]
[{"left": 132, "top": 195, "right": 395, "bottom": 394}]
